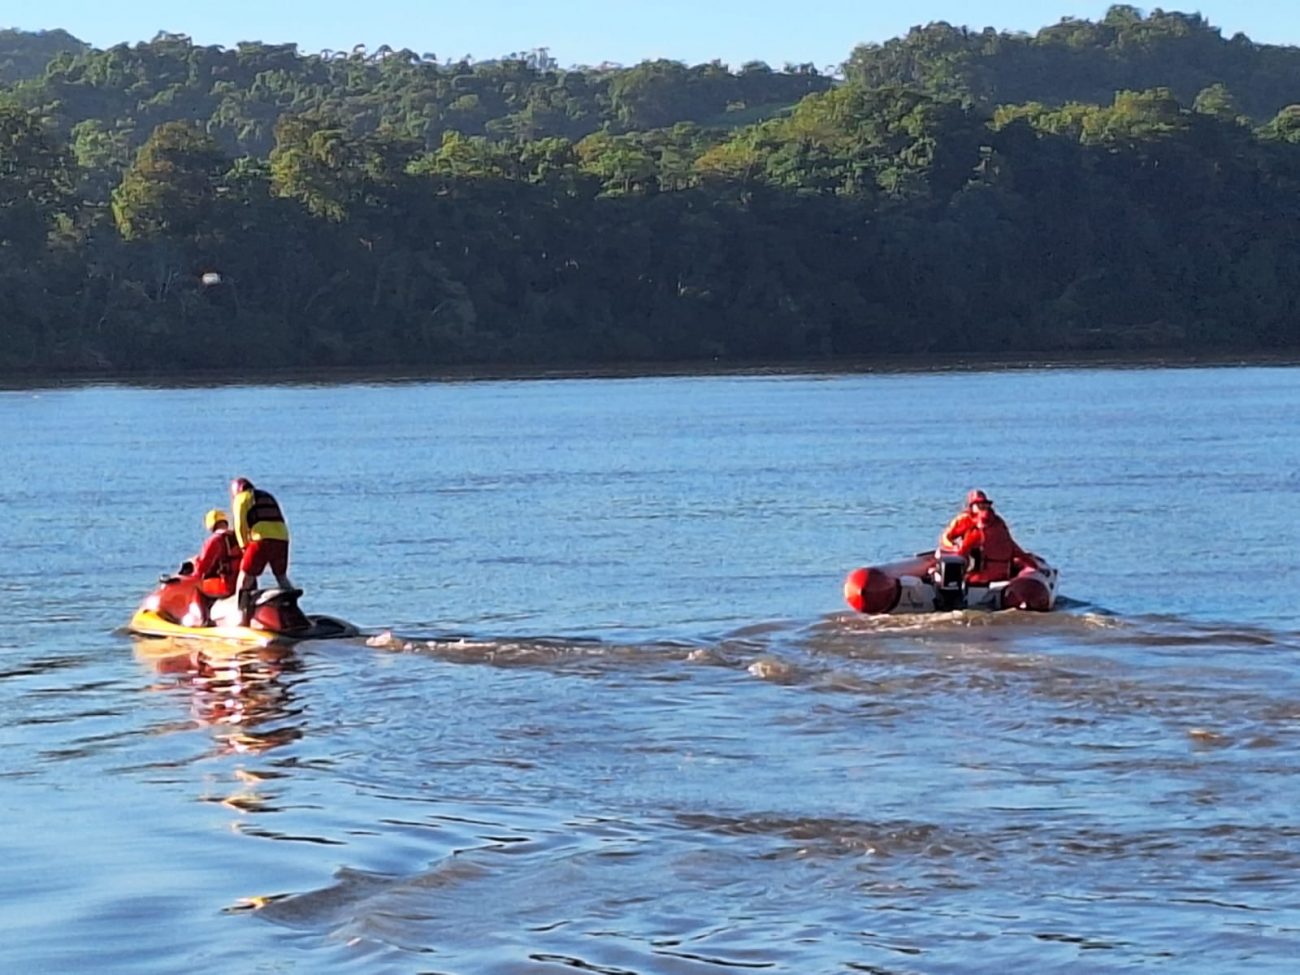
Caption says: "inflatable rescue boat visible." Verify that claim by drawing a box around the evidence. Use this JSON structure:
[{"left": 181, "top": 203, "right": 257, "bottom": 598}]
[{"left": 844, "top": 550, "right": 1058, "bottom": 615}]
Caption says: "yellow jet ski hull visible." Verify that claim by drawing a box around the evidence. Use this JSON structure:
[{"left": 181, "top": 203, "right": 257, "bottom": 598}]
[{"left": 129, "top": 609, "right": 285, "bottom": 646}]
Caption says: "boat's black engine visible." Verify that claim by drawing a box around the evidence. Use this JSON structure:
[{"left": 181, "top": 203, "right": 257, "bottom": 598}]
[{"left": 932, "top": 552, "right": 968, "bottom": 611}]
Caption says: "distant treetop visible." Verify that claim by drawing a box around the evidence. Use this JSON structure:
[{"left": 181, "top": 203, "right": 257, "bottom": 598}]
[{"left": 843, "top": 5, "right": 1300, "bottom": 120}]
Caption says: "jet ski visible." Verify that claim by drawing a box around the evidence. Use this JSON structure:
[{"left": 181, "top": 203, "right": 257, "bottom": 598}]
[
  {"left": 844, "top": 549, "right": 1058, "bottom": 615},
  {"left": 129, "top": 565, "right": 358, "bottom": 645}
]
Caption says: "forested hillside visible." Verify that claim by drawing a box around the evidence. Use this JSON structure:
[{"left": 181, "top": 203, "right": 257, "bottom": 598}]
[
  {"left": 2, "top": 5, "right": 1300, "bottom": 376},
  {"left": 0, "top": 28, "right": 86, "bottom": 84},
  {"left": 846, "top": 6, "right": 1300, "bottom": 121},
  {"left": 4, "top": 33, "right": 829, "bottom": 159}
]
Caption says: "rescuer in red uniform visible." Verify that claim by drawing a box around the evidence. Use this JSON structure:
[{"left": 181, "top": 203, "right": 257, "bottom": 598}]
[
  {"left": 230, "top": 477, "right": 294, "bottom": 625},
  {"left": 187, "top": 508, "right": 242, "bottom": 624},
  {"left": 939, "top": 489, "right": 994, "bottom": 550},
  {"left": 192, "top": 508, "right": 242, "bottom": 598},
  {"left": 953, "top": 501, "right": 1039, "bottom": 584}
]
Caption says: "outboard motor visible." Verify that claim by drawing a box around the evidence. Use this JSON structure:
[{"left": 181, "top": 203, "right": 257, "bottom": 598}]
[{"left": 932, "top": 552, "right": 968, "bottom": 611}]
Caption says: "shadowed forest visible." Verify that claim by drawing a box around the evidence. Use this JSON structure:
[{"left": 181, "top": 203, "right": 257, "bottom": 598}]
[{"left": 3, "top": 6, "right": 1300, "bottom": 375}]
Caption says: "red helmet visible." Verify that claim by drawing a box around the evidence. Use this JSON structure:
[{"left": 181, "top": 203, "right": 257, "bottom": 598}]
[
  {"left": 966, "top": 489, "right": 992, "bottom": 507},
  {"left": 230, "top": 477, "right": 253, "bottom": 496}
]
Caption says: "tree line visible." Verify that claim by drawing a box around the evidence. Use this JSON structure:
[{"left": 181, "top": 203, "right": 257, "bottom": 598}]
[{"left": 2, "top": 6, "right": 1300, "bottom": 376}]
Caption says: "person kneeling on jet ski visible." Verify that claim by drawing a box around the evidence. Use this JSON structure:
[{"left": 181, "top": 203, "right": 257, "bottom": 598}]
[
  {"left": 188, "top": 508, "right": 242, "bottom": 625},
  {"left": 951, "top": 500, "right": 1038, "bottom": 585},
  {"left": 230, "top": 477, "right": 295, "bottom": 626}
]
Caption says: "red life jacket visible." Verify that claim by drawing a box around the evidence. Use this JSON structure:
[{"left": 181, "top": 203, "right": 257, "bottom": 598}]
[
  {"left": 964, "top": 513, "right": 1016, "bottom": 582},
  {"left": 198, "top": 530, "right": 241, "bottom": 596},
  {"left": 940, "top": 510, "right": 977, "bottom": 549}
]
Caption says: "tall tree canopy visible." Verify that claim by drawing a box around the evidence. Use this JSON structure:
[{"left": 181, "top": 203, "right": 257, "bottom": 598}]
[{"left": 1, "top": 11, "right": 1300, "bottom": 376}]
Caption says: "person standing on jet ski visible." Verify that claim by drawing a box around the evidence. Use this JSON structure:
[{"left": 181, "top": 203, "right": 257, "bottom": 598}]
[
  {"left": 230, "top": 478, "right": 294, "bottom": 625},
  {"left": 941, "top": 490, "right": 1038, "bottom": 584}
]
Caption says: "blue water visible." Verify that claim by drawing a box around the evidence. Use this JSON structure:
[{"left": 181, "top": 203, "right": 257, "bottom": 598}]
[{"left": 2, "top": 365, "right": 1299, "bottom": 973}]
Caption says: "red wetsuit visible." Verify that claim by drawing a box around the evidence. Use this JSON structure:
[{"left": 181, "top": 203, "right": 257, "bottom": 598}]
[
  {"left": 940, "top": 510, "right": 978, "bottom": 550},
  {"left": 956, "top": 511, "right": 1038, "bottom": 584},
  {"left": 192, "top": 529, "right": 242, "bottom": 597},
  {"left": 942, "top": 490, "right": 997, "bottom": 549}
]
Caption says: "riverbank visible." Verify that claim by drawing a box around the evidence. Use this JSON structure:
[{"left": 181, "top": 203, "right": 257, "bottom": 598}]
[{"left": 5, "top": 348, "right": 1299, "bottom": 390}]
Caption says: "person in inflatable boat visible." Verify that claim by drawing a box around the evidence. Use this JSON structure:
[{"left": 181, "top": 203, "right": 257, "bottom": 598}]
[
  {"left": 940, "top": 490, "right": 1038, "bottom": 584},
  {"left": 230, "top": 477, "right": 294, "bottom": 625},
  {"left": 939, "top": 489, "right": 994, "bottom": 550}
]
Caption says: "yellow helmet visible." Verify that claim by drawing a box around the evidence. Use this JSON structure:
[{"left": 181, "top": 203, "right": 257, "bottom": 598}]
[{"left": 204, "top": 508, "right": 230, "bottom": 532}]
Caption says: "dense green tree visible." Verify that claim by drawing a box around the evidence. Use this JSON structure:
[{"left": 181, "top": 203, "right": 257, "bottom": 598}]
[
  {"left": 0, "top": 105, "right": 74, "bottom": 251},
  {"left": 1258, "top": 105, "right": 1300, "bottom": 144},
  {"left": 111, "top": 120, "right": 227, "bottom": 239},
  {"left": 1192, "top": 83, "right": 1243, "bottom": 122}
]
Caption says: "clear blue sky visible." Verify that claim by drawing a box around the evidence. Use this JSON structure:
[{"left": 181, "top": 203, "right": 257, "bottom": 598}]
[{"left": 9, "top": 1, "right": 1300, "bottom": 70}]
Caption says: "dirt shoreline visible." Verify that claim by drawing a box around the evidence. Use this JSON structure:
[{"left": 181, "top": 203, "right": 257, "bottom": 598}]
[{"left": 3, "top": 349, "right": 1299, "bottom": 389}]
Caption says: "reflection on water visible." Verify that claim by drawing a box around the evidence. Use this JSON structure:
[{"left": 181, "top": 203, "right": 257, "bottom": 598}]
[{"left": 132, "top": 637, "right": 305, "bottom": 756}]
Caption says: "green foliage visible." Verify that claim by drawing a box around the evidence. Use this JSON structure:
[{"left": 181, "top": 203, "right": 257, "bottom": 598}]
[
  {"left": 1192, "top": 83, "right": 1243, "bottom": 122},
  {"left": 844, "top": 7, "right": 1300, "bottom": 122},
  {"left": 0, "top": 28, "right": 88, "bottom": 84},
  {"left": 4, "top": 33, "right": 829, "bottom": 162},
  {"left": 1258, "top": 105, "right": 1300, "bottom": 144},
  {"left": 4, "top": 14, "right": 1300, "bottom": 375},
  {"left": 0, "top": 105, "right": 74, "bottom": 252},
  {"left": 111, "top": 120, "right": 226, "bottom": 239},
  {"left": 693, "top": 86, "right": 987, "bottom": 200}
]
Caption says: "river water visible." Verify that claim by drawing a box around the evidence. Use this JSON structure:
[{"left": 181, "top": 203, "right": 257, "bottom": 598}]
[{"left": 2, "top": 365, "right": 1298, "bottom": 973}]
